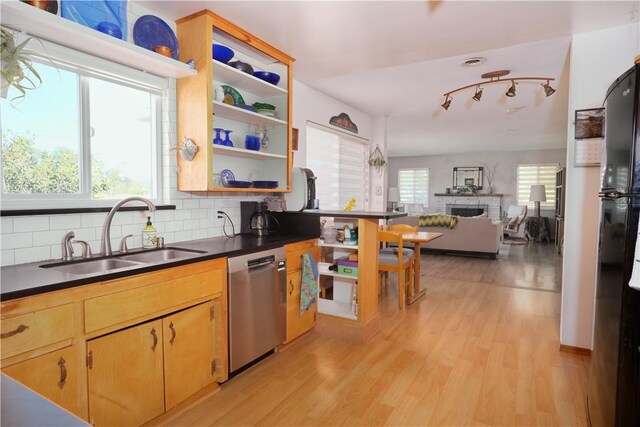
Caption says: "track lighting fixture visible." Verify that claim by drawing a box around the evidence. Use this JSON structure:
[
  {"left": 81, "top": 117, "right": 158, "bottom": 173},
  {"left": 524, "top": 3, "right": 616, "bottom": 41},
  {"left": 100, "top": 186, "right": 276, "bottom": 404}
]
[
  {"left": 472, "top": 86, "right": 483, "bottom": 102},
  {"left": 441, "top": 70, "right": 556, "bottom": 111},
  {"left": 542, "top": 80, "right": 556, "bottom": 97},
  {"left": 441, "top": 95, "right": 452, "bottom": 110}
]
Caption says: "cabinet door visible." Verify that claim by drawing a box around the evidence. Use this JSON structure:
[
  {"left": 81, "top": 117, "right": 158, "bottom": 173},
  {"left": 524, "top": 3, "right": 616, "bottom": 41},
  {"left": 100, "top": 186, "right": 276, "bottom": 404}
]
[
  {"left": 286, "top": 270, "right": 316, "bottom": 343},
  {"left": 87, "top": 319, "right": 164, "bottom": 427},
  {"left": 163, "top": 301, "right": 215, "bottom": 410},
  {"left": 2, "top": 346, "right": 77, "bottom": 415}
]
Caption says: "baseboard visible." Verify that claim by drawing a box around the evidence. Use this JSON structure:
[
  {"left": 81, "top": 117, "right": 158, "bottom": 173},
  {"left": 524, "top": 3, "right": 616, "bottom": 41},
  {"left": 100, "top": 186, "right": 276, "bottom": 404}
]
[{"left": 559, "top": 344, "right": 592, "bottom": 356}]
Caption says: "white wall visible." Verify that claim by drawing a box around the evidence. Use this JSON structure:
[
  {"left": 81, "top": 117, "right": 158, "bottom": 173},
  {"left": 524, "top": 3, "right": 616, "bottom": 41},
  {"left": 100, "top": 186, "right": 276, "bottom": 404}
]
[
  {"left": 387, "top": 148, "right": 567, "bottom": 227},
  {"left": 560, "top": 23, "right": 640, "bottom": 349},
  {"left": 291, "top": 80, "right": 384, "bottom": 209}
]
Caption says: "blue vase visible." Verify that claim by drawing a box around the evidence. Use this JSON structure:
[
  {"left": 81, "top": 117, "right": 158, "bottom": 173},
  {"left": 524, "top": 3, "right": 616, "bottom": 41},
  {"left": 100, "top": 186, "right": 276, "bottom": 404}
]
[
  {"left": 213, "top": 128, "right": 224, "bottom": 145},
  {"left": 223, "top": 130, "right": 233, "bottom": 147}
]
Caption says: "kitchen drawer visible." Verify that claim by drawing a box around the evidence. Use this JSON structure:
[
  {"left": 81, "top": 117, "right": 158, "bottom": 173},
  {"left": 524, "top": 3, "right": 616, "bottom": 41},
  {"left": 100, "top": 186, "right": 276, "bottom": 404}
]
[
  {"left": 1, "top": 304, "right": 74, "bottom": 360},
  {"left": 286, "top": 245, "right": 319, "bottom": 272},
  {"left": 84, "top": 268, "right": 223, "bottom": 334}
]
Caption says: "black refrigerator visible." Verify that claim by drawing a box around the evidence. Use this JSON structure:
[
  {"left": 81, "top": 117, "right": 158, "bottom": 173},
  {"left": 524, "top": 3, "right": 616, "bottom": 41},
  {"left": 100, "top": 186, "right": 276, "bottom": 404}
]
[{"left": 588, "top": 63, "right": 640, "bottom": 427}]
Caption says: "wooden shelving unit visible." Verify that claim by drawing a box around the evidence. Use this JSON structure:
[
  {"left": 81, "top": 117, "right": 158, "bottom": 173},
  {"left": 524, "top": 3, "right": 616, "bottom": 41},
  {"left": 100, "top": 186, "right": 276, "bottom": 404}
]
[
  {"left": 315, "top": 217, "right": 380, "bottom": 343},
  {"left": 176, "top": 10, "right": 294, "bottom": 192},
  {"left": 0, "top": 0, "right": 196, "bottom": 79}
]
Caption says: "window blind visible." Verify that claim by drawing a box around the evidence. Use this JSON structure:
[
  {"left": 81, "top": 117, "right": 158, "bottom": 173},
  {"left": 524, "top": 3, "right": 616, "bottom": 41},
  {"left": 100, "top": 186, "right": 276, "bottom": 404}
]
[
  {"left": 516, "top": 164, "right": 557, "bottom": 209},
  {"left": 306, "top": 125, "right": 369, "bottom": 210},
  {"left": 398, "top": 168, "right": 429, "bottom": 206}
]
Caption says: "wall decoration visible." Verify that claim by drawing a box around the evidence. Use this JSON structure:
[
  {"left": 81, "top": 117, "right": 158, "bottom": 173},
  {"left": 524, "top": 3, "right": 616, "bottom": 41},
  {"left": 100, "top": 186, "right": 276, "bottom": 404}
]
[
  {"left": 292, "top": 128, "right": 299, "bottom": 151},
  {"left": 575, "top": 108, "right": 605, "bottom": 139},
  {"left": 574, "top": 138, "right": 602, "bottom": 167},
  {"left": 453, "top": 166, "right": 483, "bottom": 190},
  {"left": 367, "top": 145, "right": 387, "bottom": 176},
  {"left": 329, "top": 113, "right": 358, "bottom": 134}
]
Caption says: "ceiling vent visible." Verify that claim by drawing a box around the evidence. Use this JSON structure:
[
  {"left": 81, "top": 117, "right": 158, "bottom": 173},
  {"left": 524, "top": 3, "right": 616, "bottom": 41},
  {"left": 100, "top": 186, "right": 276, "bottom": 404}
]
[{"left": 460, "top": 57, "right": 486, "bottom": 67}]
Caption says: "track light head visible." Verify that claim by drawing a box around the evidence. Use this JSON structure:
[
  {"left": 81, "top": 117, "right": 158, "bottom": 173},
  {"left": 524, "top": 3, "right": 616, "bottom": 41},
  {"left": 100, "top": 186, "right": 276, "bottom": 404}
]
[
  {"left": 505, "top": 81, "right": 516, "bottom": 97},
  {"left": 441, "top": 96, "right": 452, "bottom": 110},
  {"left": 542, "top": 81, "right": 556, "bottom": 97},
  {"left": 472, "top": 86, "right": 483, "bottom": 102}
]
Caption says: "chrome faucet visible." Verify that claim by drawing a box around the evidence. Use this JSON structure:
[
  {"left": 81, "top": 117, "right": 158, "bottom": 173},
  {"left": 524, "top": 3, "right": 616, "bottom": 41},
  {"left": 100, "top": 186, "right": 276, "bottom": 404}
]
[
  {"left": 100, "top": 197, "right": 156, "bottom": 256},
  {"left": 61, "top": 231, "right": 75, "bottom": 261}
]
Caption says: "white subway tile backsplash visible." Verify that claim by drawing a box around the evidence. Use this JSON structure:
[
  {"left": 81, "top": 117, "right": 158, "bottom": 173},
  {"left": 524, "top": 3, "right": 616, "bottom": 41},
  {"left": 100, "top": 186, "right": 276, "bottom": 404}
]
[
  {"left": 15, "top": 246, "right": 51, "bottom": 264},
  {"left": 33, "top": 230, "right": 66, "bottom": 246},
  {"left": 1, "top": 218, "right": 13, "bottom": 234},
  {"left": 14, "top": 216, "right": 49, "bottom": 232},
  {"left": 182, "top": 199, "right": 200, "bottom": 210},
  {"left": 2, "top": 233, "right": 34, "bottom": 250},
  {"left": 1, "top": 250, "right": 15, "bottom": 266},
  {"left": 49, "top": 214, "right": 82, "bottom": 230},
  {"left": 81, "top": 213, "right": 106, "bottom": 228}
]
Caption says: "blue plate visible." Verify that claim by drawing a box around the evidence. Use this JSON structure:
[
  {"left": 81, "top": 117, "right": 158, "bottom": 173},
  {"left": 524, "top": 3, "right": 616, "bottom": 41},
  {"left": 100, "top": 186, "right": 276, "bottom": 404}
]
[
  {"left": 252, "top": 180, "right": 278, "bottom": 189},
  {"left": 227, "top": 180, "right": 253, "bottom": 188},
  {"left": 133, "top": 15, "right": 179, "bottom": 60},
  {"left": 220, "top": 169, "right": 235, "bottom": 187}
]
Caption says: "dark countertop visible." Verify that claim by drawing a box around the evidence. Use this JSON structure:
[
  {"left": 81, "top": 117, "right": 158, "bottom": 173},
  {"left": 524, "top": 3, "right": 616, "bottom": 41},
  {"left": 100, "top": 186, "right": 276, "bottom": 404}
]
[
  {"left": 1, "top": 374, "right": 89, "bottom": 427},
  {"left": 1, "top": 233, "right": 317, "bottom": 301},
  {"left": 301, "top": 209, "right": 408, "bottom": 220}
]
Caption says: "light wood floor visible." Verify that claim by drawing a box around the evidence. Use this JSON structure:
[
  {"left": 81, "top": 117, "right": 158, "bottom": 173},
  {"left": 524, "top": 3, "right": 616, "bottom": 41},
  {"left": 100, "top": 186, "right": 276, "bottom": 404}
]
[{"left": 165, "top": 246, "right": 588, "bottom": 426}]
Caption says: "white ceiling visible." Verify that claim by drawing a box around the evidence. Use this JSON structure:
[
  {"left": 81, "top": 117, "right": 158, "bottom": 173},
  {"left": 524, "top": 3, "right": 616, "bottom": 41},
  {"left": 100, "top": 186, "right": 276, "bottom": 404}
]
[{"left": 143, "top": 1, "right": 639, "bottom": 156}]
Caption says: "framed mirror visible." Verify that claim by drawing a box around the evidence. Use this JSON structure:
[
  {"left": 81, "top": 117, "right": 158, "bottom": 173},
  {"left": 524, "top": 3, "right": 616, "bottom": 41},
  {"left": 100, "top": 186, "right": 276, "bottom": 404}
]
[{"left": 453, "top": 167, "right": 483, "bottom": 190}]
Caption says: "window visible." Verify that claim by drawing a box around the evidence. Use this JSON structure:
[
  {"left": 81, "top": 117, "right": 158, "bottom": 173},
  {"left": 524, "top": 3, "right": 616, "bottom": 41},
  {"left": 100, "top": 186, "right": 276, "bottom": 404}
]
[
  {"left": 516, "top": 164, "right": 557, "bottom": 209},
  {"left": 1, "top": 46, "right": 162, "bottom": 209},
  {"left": 398, "top": 168, "right": 429, "bottom": 206},
  {"left": 306, "top": 124, "right": 369, "bottom": 210}
]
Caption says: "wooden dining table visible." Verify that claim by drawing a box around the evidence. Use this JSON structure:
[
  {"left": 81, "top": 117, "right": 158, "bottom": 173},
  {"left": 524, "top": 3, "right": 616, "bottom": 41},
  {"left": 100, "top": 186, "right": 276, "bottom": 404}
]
[{"left": 398, "top": 232, "right": 443, "bottom": 304}]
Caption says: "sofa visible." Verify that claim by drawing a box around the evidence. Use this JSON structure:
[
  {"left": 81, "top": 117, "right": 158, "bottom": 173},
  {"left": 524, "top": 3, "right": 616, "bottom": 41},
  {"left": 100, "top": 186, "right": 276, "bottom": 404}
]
[{"left": 388, "top": 215, "right": 502, "bottom": 259}]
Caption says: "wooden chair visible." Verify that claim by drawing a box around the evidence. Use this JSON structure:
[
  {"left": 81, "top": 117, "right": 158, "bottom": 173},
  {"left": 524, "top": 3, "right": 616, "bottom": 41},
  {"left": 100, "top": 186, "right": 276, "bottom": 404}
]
[{"left": 378, "top": 231, "right": 414, "bottom": 309}]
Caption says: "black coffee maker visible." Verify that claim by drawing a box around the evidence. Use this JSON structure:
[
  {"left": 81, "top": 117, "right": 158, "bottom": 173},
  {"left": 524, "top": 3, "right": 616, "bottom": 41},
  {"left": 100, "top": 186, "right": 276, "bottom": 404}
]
[{"left": 240, "top": 202, "right": 278, "bottom": 236}]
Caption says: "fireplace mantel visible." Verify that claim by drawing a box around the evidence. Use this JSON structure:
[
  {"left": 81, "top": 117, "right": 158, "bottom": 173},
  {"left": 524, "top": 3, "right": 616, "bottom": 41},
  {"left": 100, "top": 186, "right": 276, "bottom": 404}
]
[{"left": 434, "top": 194, "right": 502, "bottom": 220}]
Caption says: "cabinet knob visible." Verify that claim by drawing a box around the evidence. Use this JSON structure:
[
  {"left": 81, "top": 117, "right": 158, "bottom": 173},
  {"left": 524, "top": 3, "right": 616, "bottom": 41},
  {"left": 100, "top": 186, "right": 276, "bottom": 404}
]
[
  {"left": 1, "top": 324, "right": 29, "bottom": 339},
  {"left": 169, "top": 322, "right": 176, "bottom": 345},
  {"left": 150, "top": 328, "right": 158, "bottom": 352},
  {"left": 58, "top": 357, "right": 67, "bottom": 389}
]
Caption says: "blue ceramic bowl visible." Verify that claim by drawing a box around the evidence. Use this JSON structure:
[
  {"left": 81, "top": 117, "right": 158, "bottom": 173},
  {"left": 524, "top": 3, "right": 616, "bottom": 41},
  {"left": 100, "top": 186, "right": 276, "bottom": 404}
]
[
  {"left": 212, "top": 44, "right": 234, "bottom": 63},
  {"left": 253, "top": 71, "right": 280, "bottom": 85},
  {"left": 252, "top": 180, "right": 278, "bottom": 189},
  {"left": 96, "top": 21, "right": 123, "bottom": 40}
]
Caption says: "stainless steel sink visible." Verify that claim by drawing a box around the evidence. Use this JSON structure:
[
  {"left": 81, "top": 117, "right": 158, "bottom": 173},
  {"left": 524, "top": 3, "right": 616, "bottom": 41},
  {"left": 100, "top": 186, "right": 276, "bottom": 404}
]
[
  {"left": 41, "top": 258, "right": 142, "bottom": 275},
  {"left": 119, "top": 248, "right": 206, "bottom": 263}
]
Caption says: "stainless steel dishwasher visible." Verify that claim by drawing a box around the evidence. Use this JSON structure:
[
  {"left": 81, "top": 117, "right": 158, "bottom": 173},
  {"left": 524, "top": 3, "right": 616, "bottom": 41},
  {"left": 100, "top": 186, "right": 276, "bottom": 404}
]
[{"left": 227, "top": 247, "right": 286, "bottom": 374}]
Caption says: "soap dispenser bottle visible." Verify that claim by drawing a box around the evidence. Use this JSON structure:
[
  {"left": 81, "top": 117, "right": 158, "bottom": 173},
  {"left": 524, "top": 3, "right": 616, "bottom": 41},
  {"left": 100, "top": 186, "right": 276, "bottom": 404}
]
[{"left": 142, "top": 216, "right": 157, "bottom": 248}]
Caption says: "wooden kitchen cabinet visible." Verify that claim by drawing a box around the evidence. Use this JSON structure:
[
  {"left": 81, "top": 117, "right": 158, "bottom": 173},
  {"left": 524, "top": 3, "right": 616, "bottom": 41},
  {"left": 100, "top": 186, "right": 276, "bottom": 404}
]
[
  {"left": 87, "top": 319, "right": 165, "bottom": 427},
  {"left": 1, "top": 258, "right": 227, "bottom": 425},
  {"left": 2, "top": 346, "right": 77, "bottom": 415},
  {"left": 176, "top": 10, "right": 294, "bottom": 192},
  {"left": 163, "top": 301, "right": 216, "bottom": 410},
  {"left": 284, "top": 240, "right": 319, "bottom": 343}
]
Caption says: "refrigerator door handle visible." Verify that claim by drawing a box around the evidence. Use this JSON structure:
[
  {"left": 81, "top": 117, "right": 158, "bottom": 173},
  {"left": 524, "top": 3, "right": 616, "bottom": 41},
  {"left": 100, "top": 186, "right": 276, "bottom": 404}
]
[{"left": 598, "top": 191, "right": 640, "bottom": 199}]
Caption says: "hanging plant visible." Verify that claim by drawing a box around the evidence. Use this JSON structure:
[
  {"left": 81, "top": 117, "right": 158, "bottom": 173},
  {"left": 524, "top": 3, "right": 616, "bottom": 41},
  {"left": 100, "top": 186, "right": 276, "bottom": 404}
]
[
  {"left": 368, "top": 145, "right": 387, "bottom": 176},
  {"left": 1, "top": 28, "right": 43, "bottom": 103}
]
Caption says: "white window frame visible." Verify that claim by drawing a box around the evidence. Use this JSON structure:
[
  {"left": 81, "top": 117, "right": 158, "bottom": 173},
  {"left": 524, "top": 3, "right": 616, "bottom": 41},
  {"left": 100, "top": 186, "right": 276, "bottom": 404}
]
[
  {"left": 0, "top": 36, "right": 165, "bottom": 210},
  {"left": 305, "top": 122, "right": 370, "bottom": 210},
  {"left": 397, "top": 167, "right": 429, "bottom": 207},
  {"left": 516, "top": 163, "right": 558, "bottom": 210}
]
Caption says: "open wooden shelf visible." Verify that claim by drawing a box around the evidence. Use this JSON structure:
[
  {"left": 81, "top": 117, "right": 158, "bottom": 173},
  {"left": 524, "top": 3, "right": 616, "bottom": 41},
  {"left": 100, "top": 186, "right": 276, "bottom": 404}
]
[
  {"left": 318, "top": 262, "right": 357, "bottom": 280},
  {"left": 318, "top": 241, "right": 358, "bottom": 250},
  {"left": 212, "top": 144, "right": 286, "bottom": 160},
  {"left": 213, "top": 61, "right": 287, "bottom": 97},
  {"left": 213, "top": 101, "right": 287, "bottom": 126},
  {"left": 1, "top": 0, "right": 196, "bottom": 79},
  {"left": 209, "top": 186, "right": 285, "bottom": 193},
  {"left": 318, "top": 300, "right": 357, "bottom": 320}
]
